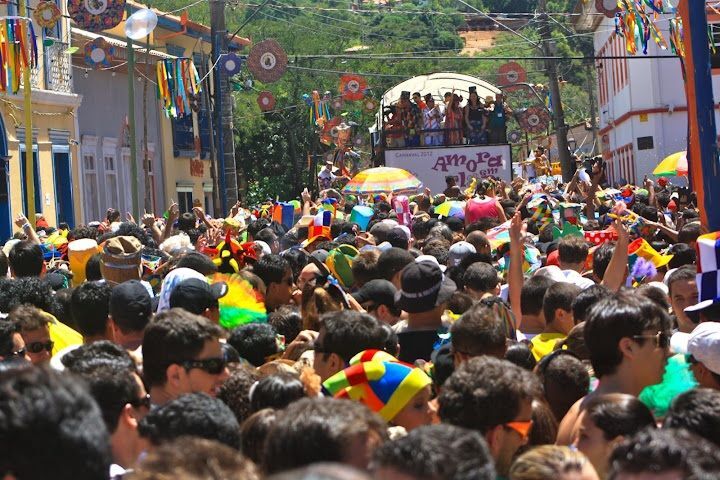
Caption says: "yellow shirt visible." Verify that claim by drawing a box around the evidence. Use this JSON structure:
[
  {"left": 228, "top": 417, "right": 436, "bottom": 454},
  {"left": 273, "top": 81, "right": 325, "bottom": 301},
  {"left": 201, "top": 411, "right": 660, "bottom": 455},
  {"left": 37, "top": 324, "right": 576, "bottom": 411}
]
[
  {"left": 44, "top": 312, "right": 83, "bottom": 355},
  {"left": 530, "top": 333, "right": 566, "bottom": 361}
]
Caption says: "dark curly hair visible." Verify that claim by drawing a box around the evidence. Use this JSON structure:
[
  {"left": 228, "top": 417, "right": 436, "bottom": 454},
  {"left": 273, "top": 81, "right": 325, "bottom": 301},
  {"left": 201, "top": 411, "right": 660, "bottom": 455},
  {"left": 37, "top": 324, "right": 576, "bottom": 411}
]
[{"left": 664, "top": 388, "right": 720, "bottom": 446}]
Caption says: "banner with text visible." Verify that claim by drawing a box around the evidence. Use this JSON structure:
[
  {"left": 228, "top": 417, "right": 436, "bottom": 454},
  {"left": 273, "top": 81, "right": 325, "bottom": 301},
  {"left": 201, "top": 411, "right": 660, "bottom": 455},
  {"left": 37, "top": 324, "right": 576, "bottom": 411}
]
[{"left": 384, "top": 145, "right": 512, "bottom": 193}]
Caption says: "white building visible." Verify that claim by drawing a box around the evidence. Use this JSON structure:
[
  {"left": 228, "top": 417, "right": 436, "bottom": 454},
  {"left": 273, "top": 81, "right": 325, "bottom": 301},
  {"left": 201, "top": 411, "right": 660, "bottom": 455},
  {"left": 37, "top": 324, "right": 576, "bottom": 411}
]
[{"left": 572, "top": 2, "right": 718, "bottom": 185}]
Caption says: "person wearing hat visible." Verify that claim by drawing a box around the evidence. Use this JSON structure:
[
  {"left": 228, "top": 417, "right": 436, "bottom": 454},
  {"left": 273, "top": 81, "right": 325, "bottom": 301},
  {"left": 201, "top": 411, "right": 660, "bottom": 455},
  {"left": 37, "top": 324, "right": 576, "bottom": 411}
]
[
  {"left": 109, "top": 280, "right": 154, "bottom": 350},
  {"left": 487, "top": 92, "right": 512, "bottom": 144},
  {"left": 394, "top": 260, "right": 456, "bottom": 363},
  {"left": 169, "top": 278, "right": 229, "bottom": 325},
  {"left": 318, "top": 160, "right": 338, "bottom": 191},
  {"left": 422, "top": 93, "right": 443, "bottom": 146},
  {"left": 100, "top": 236, "right": 143, "bottom": 286},
  {"left": 353, "top": 279, "right": 402, "bottom": 326},
  {"left": 464, "top": 86, "right": 488, "bottom": 145},
  {"left": 684, "top": 232, "right": 720, "bottom": 323},
  {"left": 673, "top": 322, "right": 720, "bottom": 390}
]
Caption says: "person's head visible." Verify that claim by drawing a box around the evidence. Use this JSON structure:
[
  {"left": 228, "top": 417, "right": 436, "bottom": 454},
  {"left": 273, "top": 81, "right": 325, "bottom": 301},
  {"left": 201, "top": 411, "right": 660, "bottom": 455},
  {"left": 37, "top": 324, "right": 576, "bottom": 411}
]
[
  {"left": 543, "top": 282, "right": 582, "bottom": 334},
  {"left": 249, "top": 372, "right": 306, "bottom": 413},
  {"left": 138, "top": 392, "right": 241, "bottom": 449},
  {"left": 142, "top": 309, "right": 229, "bottom": 403},
  {"left": 0, "top": 367, "right": 111, "bottom": 480},
  {"left": 395, "top": 260, "right": 456, "bottom": 317},
  {"left": 536, "top": 350, "right": 590, "bottom": 421},
  {"left": 678, "top": 221, "right": 702, "bottom": 248},
  {"left": 8, "top": 240, "right": 44, "bottom": 278},
  {"left": 591, "top": 242, "right": 615, "bottom": 282},
  {"left": 61, "top": 339, "right": 136, "bottom": 373},
  {"left": 585, "top": 293, "right": 672, "bottom": 389},
  {"left": 667, "top": 265, "right": 698, "bottom": 333},
  {"left": 109, "top": 280, "right": 152, "bottom": 343},
  {"left": 509, "top": 446, "right": 599, "bottom": 480},
  {"left": 664, "top": 388, "right": 720, "bottom": 447},
  {"left": 262, "top": 397, "right": 388, "bottom": 474},
  {"left": 679, "top": 322, "right": 720, "bottom": 389},
  {"left": 131, "top": 437, "right": 259, "bottom": 480},
  {"left": 558, "top": 236, "right": 590, "bottom": 272},
  {"left": 521, "top": 275, "right": 556, "bottom": 321},
  {"left": 465, "top": 230, "right": 491, "bottom": 256},
  {"left": 216, "top": 364, "right": 260, "bottom": 424},
  {"left": 451, "top": 303, "right": 507, "bottom": 364},
  {"left": 314, "top": 311, "right": 387, "bottom": 381},
  {"left": 371, "top": 424, "right": 495, "bottom": 480},
  {"left": 9, "top": 305, "right": 52, "bottom": 365},
  {"left": 0, "top": 249, "right": 8, "bottom": 278},
  {"left": 572, "top": 285, "right": 612, "bottom": 324},
  {"left": 352, "top": 279, "right": 401, "bottom": 325},
  {"left": 574, "top": 394, "right": 655, "bottom": 478},
  {"left": 268, "top": 305, "right": 303, "bottom": 347},
  {"left": 71, "top": 280, "right": 112, "bottom": 340},
  {"left": 504, "top": 342, "right": 537, "bottom": 371},
  {"left": 351, "top": 249, "right": 381, "bottom": 288},
  {"left": 438, "top": 357, "right": 542, "bottom": 476},
  {"left": 266, "top": 463, "right": 371, "bottom": 480},
  {"left": 85, "top": 253, "right": 103, "bottom": 281},
  {"left": 174, "top": 251, "right": 219, "bottom": 276},
  {"left": 253, "top": 254, "right": 293, "bottom": 310},
  {"left": 608, "top": 428, "right": 720, "bottom": 480},
  {"left": 169, "top": 278, "right": 227, "bottom": 324},
  {"left": 0, "top": 319, "right": 27, "bottom": 363},
  {"left": 668, "top": 243, "right": 696, "bottom": 269},
  {"left": 463, "top": 262, "right": 500, "bottom": 299},
  {"left": 377, "top": 248, "right": 415, "bottom": 289},
  {"left": 228, "top": 323, "right": 280, "bottom": 367}
]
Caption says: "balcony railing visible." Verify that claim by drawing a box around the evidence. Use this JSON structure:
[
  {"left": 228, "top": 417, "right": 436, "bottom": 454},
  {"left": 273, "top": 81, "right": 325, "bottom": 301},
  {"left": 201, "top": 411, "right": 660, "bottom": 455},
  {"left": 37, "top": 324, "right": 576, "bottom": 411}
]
[{"left": 21, "top": 40, "right": 72, "bottom": 93}]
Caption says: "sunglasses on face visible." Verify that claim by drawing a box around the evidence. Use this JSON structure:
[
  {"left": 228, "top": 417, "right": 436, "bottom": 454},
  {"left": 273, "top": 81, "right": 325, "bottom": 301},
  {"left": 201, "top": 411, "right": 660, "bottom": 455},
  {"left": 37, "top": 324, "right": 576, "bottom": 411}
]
[
  {"left": 504, "top": 420, "right": 533, "bottom": 441},
  {"left": 180, "top": 357, "right": 227, "bottom": 375},
  {"left": 26, "top": 340, "right": 54, "bottom": 354},
  {"left": 129, "top": 393, "right": 151, "bottom": 410},
  {"left": 632, "top": 331, "right": 671, "bottom": 349}
]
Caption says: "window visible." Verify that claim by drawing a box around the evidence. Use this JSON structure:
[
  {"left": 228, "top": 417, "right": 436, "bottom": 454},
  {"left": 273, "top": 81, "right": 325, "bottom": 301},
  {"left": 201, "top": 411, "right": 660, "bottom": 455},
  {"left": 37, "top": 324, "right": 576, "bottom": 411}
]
[
  {"left": 103, "top": 138, "right": 119, "bottom": 212},
  {"left": 177, "top": 191, "right": 193, "bottom": 214},
  {"left": 81, "top": 136, "right": 99, "bottom": 222},
  {"left": 711, "top": 24, "right": 720, "bottom": 69}
]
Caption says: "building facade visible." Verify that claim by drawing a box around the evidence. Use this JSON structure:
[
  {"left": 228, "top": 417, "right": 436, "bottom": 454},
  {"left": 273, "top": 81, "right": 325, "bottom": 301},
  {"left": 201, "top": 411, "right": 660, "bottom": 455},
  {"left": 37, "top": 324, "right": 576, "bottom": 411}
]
[{"left": 572, "top": 3, "right": 711, "bottom": 185}]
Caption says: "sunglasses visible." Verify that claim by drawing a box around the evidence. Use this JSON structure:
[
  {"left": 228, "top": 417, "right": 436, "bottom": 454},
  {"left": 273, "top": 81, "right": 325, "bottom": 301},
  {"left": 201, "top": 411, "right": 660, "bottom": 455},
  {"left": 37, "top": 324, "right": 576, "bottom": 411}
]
[
  {"left": 129, "top": 393, "right": 151, "bottom": 410},
  {"left": 180, "top": 357, "right": 227, "bottom": 375},
  {"left": 504, "top": 420, "right": 533, "bottom": 441},
  {"left": 26, "top": 340, "right": 54, "bottom": 354},
  {"left": 632, "top": 331, "right": 671, "bottom": 349}
]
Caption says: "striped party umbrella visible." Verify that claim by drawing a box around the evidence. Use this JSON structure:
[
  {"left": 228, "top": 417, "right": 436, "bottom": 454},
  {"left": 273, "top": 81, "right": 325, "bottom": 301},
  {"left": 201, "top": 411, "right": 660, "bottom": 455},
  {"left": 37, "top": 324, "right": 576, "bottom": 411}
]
[
  {"left": 343, "top": 167, "right": 422, "bottom": 195},
  {"left": 653, "top": 151, "right": 688, "bottom": 177},
  {"left": 435, "top": 200, "right": 466, "bottom": 219}
]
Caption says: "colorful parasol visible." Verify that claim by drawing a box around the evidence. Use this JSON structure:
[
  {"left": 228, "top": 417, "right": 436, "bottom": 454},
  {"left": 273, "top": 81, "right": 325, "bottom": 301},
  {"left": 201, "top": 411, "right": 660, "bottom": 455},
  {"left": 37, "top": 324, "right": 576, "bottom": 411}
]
[
  {"left": 343, "top": 167, "right": 422, "bottom": 195},
  {"left": 653, "top": 151, "right": 688, "bottom": 177},
  {"left": 434, "top": 200, "right": 466, "bottom": 219}
]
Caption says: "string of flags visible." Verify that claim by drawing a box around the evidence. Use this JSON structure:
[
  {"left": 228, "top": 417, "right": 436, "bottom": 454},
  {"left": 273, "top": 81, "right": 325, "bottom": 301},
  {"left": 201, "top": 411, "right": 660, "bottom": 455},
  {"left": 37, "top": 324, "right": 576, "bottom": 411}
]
[
  {"left": 0, "top": 17, "right": 39, "bottom": 94},
  {"left": 156, "top": 58, "right": 202, "bottom": 118},
  {"left": 615, "top": 0, "right": 669, "bottom": 55}
]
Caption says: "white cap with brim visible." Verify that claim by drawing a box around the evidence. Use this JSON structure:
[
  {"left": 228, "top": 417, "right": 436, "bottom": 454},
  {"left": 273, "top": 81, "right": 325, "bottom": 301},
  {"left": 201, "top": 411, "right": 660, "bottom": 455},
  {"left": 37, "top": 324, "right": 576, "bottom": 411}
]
[
  {"left": 685, "top": 298, "right": 720, "bottom": 313},
  {"left": 672, "top": 322, "right": 720, "bottom": 375}
]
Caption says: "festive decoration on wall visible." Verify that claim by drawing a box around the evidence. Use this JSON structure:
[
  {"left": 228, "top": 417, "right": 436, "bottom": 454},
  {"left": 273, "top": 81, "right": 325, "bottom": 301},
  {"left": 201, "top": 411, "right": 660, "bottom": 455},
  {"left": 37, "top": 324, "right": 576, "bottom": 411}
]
[
  {"left": 518, "top": 106, "right": 550, "bottom": 134},
  {"left": 221, "top": 52, "right": 242, "bottom": 75},
  {"left": 305, "top": 90, "right": 332, "bottom": 128},
  {"left": 320, "top": 116, "right": 341, "bottom": 146},
  {"left": 497, "top": 61, "right": 527, "bottom": 93},
  {"left": 0, "top": 18, "right": 39, "bottom": 94},
  {"left": 68, "top": 0, "right": 125, "bottom": 32},
  {"left": 508, "top": 130, "right": 522, "bottom": 143},
  {"left": 257, "top": 91, "right": 276, "bottom": 112},
  {"left": 156, "top": 58, "right": 202, "bottom": 118},
  {"left": 362, "top": 97, "right": 378, "bottom": 114},
  {"left": 247, "top": 39, "right": 287, "bottom": 83},
  {"left": 595, "top": 0, "right": 619, "bottom": 18},
  {"left": 84, "top": 38, "right": 114, "bottom": 69},
  {"left": 33, "top": 1, "right": 62, "bottom": 29},
  {"left": 615, "top": 0, "right": 668, "bottom": 55},
  {"left": 339, "top": 74, "right": 367, "bottom": 101},
  {"left": 124, "top": 8, "right": 157, "bottom": 40}
]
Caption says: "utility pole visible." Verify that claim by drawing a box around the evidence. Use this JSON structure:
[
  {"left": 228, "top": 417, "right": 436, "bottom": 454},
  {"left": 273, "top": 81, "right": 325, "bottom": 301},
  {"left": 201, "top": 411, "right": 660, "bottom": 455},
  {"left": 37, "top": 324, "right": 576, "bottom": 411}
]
[
  {"left": 126, "top": 4, "right": 139, "bottom": 220},
  {"left": 586, "top": 61, "right": 598, "bottom": 155},
  {"left": 537, "top": 0, "right": 573, "bottom": 182},
  {"left": 210, "top": 0, "right": 238, "bottom": 215}
]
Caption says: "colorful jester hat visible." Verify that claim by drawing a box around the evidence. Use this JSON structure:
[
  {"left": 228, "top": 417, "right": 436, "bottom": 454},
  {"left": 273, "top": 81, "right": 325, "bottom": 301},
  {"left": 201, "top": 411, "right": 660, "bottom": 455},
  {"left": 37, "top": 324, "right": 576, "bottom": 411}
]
[
  {"left": 323, "top": 349, "right": 431, "bottom": 422},
  {"left": 325, "top": 244, "right": 359, "bottom": 288},
  {"left": 212, "top": 231, "right": 258, "bottom": 274},
  {"left": 210, "top": 273, "right": 267, "bottom": 329}
]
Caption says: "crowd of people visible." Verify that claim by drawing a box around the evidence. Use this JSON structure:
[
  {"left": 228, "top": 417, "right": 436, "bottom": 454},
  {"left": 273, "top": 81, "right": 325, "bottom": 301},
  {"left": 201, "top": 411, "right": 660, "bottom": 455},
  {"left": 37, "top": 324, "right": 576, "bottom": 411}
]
[
  {"left": 382, "top": 87, "right": 512, "bottom": 148},
  {"left": 1, "top": 159, "right": 720, "bottom": 480}
]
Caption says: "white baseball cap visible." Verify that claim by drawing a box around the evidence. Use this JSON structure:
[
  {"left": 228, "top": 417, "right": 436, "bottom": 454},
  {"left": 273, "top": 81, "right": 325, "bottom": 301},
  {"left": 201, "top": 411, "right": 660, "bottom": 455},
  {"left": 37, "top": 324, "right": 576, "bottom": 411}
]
[
  {"left": 415, "top": 254, "right": 446, "bottom": 272},
  {"left": 447, "top": 241, "right": 476, "bottom": 267},
  {"left": 672, "top": 322, "right": 720, "bottom": 375}
]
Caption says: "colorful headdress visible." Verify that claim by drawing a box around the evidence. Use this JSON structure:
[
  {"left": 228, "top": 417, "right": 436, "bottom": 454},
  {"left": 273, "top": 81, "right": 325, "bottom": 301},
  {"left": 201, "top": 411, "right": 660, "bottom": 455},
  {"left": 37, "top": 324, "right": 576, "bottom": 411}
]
[
  {"left": 558, "top": 203, "right": 582, "bottom": 228},
  {"left": 552, "top": 223, "right": 583, "bottom": 240},
  {"left": 323, "top": 350, "right": 431, "bottom": 422},
  {"left": 272, "top": 202, "right": 295, "bottom": 231},
  {"left": 210, "top": 231, "right": 258, "bottom": 274},
  {"left": 528, "top": 195, "right": 553, "bottom": 232},
  {"left": 325, "top": 244, "right": 359, "bottom": 288},
  {"left": 628, "top": 238, "right": 673, "bottom": 270},
  {"left": 210, "top": 273, "right": 267, "bottom": 329}
]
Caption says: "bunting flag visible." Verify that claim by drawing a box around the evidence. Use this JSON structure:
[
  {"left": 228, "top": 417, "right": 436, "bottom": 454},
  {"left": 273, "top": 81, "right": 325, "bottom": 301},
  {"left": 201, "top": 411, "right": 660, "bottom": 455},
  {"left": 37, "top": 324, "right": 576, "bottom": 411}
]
[
  {"left": 0, "top": 18, "right": 39, "bottom": 94},
  {"left": 272, "top": 202, "right": 295, "bottom": 231},
  {"left": 156, "top": 58, "right": 202, "bottom": 118},
  {"left": 308, "top": 209, "right": 332, "bottom": 240},
  {"left": 616, "top": 0, "right": 669, "bottom": 55}
]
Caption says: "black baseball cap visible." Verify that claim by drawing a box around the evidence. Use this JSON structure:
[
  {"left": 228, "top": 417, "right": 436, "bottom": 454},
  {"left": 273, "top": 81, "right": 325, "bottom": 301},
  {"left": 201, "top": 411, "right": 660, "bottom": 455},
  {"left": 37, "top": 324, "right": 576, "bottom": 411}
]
[
  {"left": 395, "top": 261, "right": 456, "bottom": 313},
  {"left": 169, "top": 278, "right": 228, "bottom": 315},
  {"left": 110, "top": 280, "right": 152, "bottom": 325},
  {"left": 352, "top": 279, "right": 397, "bottom": 309}
]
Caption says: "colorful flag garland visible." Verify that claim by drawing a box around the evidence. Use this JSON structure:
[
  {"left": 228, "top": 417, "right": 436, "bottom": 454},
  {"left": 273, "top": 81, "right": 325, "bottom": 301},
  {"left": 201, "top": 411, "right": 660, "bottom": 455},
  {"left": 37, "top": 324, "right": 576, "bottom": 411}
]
[
  {"left": 156, "top": 58, "right": 201, "bottom": 118},
  {"left": 0, "top": 17, "right": 39, "bottom": 94}
]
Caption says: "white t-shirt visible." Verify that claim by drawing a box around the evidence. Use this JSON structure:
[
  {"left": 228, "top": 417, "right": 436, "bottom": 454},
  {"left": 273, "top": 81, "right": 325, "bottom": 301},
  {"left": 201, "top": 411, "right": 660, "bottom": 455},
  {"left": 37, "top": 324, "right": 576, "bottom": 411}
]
[{"left": 561, "top": 269, "right": 596, "bottom": 290}]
